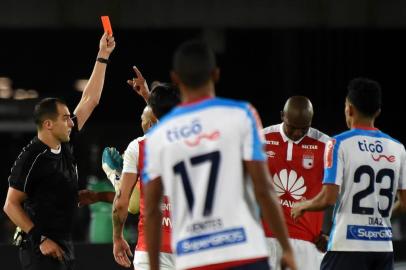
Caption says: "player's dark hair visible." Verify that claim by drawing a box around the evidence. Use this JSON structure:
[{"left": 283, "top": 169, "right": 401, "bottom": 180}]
[
  {"left": 33, "top": 97, "right": 67, "bottom": 128},
  {"left": 148, "top": 82, "right": 180, "bottom": 119},
  {"left": 173, "top": 40, "right": 216, "bottom": 88},
  {"left": 347, "top": 77, "right": 382, "bottom": 117}
]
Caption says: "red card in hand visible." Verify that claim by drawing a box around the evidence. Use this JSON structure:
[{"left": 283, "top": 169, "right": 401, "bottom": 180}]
[{"left": 101, "top": 16, "right": 113, "bottom": 36}]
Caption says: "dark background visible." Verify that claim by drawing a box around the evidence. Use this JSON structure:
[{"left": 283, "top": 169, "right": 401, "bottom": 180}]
[{"left": 0, "top": 0, "right": 405, "bottom": 263}]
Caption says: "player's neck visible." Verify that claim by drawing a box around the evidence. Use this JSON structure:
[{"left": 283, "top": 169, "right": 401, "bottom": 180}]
[
  {"left": 38, "top": 131, "right": 62, "bottom": 150},
  {"left": 181, "top": 82, "right": 215, "bottom": 104},
  {"left": 351, "top": 117, "right": 375, "bottom": 129}
]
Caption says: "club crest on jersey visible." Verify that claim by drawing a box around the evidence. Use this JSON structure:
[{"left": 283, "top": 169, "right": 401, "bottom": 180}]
[{"left": 302, "top": 154, "right": 314, "bottom": 169}]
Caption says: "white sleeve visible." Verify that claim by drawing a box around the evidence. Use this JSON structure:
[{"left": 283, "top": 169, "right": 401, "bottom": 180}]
[
  {"left": 398, "top": 145, "right": 406, "bottom": 190},
  {"left": 242, "top": 104, "right": 266, "bottom": 161},
  {"left": 122, "top": 139, "right": 140, "bottom": 174},
  {"left": 323, "top": 139, "right": 344, "bottom": 186},
  {"left": 142, "top": 133, "right": 162, "bottom": 184}
]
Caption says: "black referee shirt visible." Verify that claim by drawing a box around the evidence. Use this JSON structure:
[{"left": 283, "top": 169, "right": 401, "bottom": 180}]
[{"left": 8, "top": 117, "right": 80, "bottom": 240}]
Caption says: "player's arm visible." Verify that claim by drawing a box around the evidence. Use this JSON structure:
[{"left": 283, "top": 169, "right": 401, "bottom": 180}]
[
  {"left": 245, "top": 160, "right": 297, "bottom": 270},
  {"left": 78, "top": 190, "right": 115, "bottom": 206},
  {"left": 144, "top": 177, "right": 163, "bottom": 270},
  {"left": 127, "top": 66, "right": 150, "bottom": 102},
  {"left": 74, "top": 32, "right": 115, "bottom": 131},
  {"left": 291, "top": 184, "right": 339, "bottom": 221},
  {"left": 392, "top": 190, "right": 406, "bottom": 216},
  {"left": 112, "top": 172, "right": 137, "bottom": 267}
]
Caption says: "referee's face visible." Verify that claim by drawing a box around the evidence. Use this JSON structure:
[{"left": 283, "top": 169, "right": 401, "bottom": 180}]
[{"left": 52, "top": 103, "right": 74, "bottom": 143}]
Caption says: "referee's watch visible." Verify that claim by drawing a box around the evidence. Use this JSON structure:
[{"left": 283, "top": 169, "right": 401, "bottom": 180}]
[{"left": 40, "top": 235, "right": 48, "bottom": 244}]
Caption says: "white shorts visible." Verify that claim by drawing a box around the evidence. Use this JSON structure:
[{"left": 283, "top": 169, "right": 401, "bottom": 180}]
[
  {"left": 267, "top": 238, "right": 324, "bottom": 270},
  {"left": 133, "top": 251, "right": 174, "bottom": 270}
]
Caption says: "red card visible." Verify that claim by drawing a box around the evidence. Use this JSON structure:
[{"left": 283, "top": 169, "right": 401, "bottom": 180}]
[{"left": 101, "top": 16, "right": 113, "bottom": 36}]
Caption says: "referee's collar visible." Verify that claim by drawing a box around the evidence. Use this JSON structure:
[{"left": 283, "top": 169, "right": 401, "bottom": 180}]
[
  {"left": 34, "top": 136, "right": 61, "bottom": 154},
  {"left": 50, "top": 146, "right": 61, "bottom": 154}
]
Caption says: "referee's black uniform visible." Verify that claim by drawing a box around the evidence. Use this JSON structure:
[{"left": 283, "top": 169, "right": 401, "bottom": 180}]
[{"left": 8, "top": 117, "right": 80, "bottom": 270}]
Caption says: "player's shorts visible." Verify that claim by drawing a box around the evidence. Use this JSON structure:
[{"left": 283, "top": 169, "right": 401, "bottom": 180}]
[
  {"left": 321, "top": 251, "right": 394, "bottom": 270},
  {"left": 267, "top": 237, "right": 323, "bottom": 270},
  {"left": 133, "top": 251, "right": 174, "bottom": 270},
  {"left": 228, "top": 258, "right": 269, "bottom": 270}
]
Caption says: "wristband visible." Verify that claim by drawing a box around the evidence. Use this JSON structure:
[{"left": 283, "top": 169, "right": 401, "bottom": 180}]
[
  {"left": 27, "top": 226, "right": 41, "bottom": 245},
  {"left": 96, "top": 57, "right": 110, "bottom": 64}
]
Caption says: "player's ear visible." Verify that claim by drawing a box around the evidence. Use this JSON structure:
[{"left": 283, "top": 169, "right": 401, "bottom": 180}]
[
  {"left": 374, "top": 108, "right": 381, "bottom": 118},
  {"left": 170, "top": 71, "right": 180, "bottom": 86},
  {"left": 348, "top": 103, "right": 355, "bottom": 117}
]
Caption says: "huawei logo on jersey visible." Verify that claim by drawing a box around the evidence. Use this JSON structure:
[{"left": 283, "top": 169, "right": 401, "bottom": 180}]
[{"left": 273, "top": 169, "right": 307, "bottom": 202}]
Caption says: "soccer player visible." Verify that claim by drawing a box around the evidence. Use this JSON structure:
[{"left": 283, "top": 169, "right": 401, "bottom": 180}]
[
  {"left": 291, "top": 78, "right": 406, "bottom": 270},
  {"left": 112, "top": 82, "right": 180, "bottom": 270},
  {"left": 262, "top": 96, "right": 330, "bottom": 270},
  {"left": 143, "top": 40, "right": 296, "bottom": 270}
]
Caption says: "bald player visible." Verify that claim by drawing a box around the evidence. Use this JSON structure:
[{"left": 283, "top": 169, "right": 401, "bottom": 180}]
[{"left": 262, "top": 96, "right": 330, "bottom": 270}]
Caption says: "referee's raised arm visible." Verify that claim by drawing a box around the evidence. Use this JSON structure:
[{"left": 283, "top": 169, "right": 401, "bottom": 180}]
[{"left": 74, "top": 32, "right": 115, "bottom": 131}]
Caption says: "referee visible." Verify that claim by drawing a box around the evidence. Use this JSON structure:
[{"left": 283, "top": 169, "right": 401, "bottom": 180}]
[{"left": 3, "top": 32, "right": 115, "bottom": 270}]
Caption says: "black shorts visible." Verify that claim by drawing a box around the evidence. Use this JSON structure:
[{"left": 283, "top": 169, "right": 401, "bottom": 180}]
[
  {"left": 321, "top": 251, "right": 394, "bottom": 270},
  {"left": 228, "top": 258, "right": 270, "bottom": 270}
]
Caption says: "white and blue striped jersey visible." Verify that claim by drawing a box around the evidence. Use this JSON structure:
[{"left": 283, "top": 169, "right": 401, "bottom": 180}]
[
  {"left": 324, "top": 127, "right": 406, "bottom": 252},
  {"left": 143, "top": 97, "right": 269, "bottom": 269}
]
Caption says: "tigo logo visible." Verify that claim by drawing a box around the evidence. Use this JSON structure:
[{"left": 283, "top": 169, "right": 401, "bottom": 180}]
[{"left": 273, "top": 169, "right": 307, "bottom": 200}]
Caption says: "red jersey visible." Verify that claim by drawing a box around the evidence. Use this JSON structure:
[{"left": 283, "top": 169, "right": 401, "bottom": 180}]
[
  {"left": 262, "top": 124, "right": 330, "bottom": 242},
  {"left": 136, "top": 138, "right": 172, "bottom": 253}
]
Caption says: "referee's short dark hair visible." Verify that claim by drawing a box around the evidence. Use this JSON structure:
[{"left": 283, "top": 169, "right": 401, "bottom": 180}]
[
  {"left": 33, "top": 97, "right": 67, "bottom": 128},
  {"left": 173, "top": 40, "right": 216, "bottom": 88},
  {"left": 347, "top": 77, "right": 382, "bottom": 117},
  {"left": 148, "top": 82, "right": 180, "bottom": 119}
]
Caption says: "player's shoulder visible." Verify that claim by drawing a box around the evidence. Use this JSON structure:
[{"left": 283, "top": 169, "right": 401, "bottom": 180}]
[
  {"left": 147, "top": 97, "right": 253, "bottom": 136},
  {"left": 306, "top": 127, "right": 331, "bottom": 144},
  {"left": 263, "top": 124, "right": 281, "bottom": 135},
  {"left": 334, "top": 128, "right": 402, "bottom": 145},
  {"left": 126, "top": 136, "right": 145, "bottom": 151},
  {"left": 173, "top": 97, "right": 252, "bottom": 116}
]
